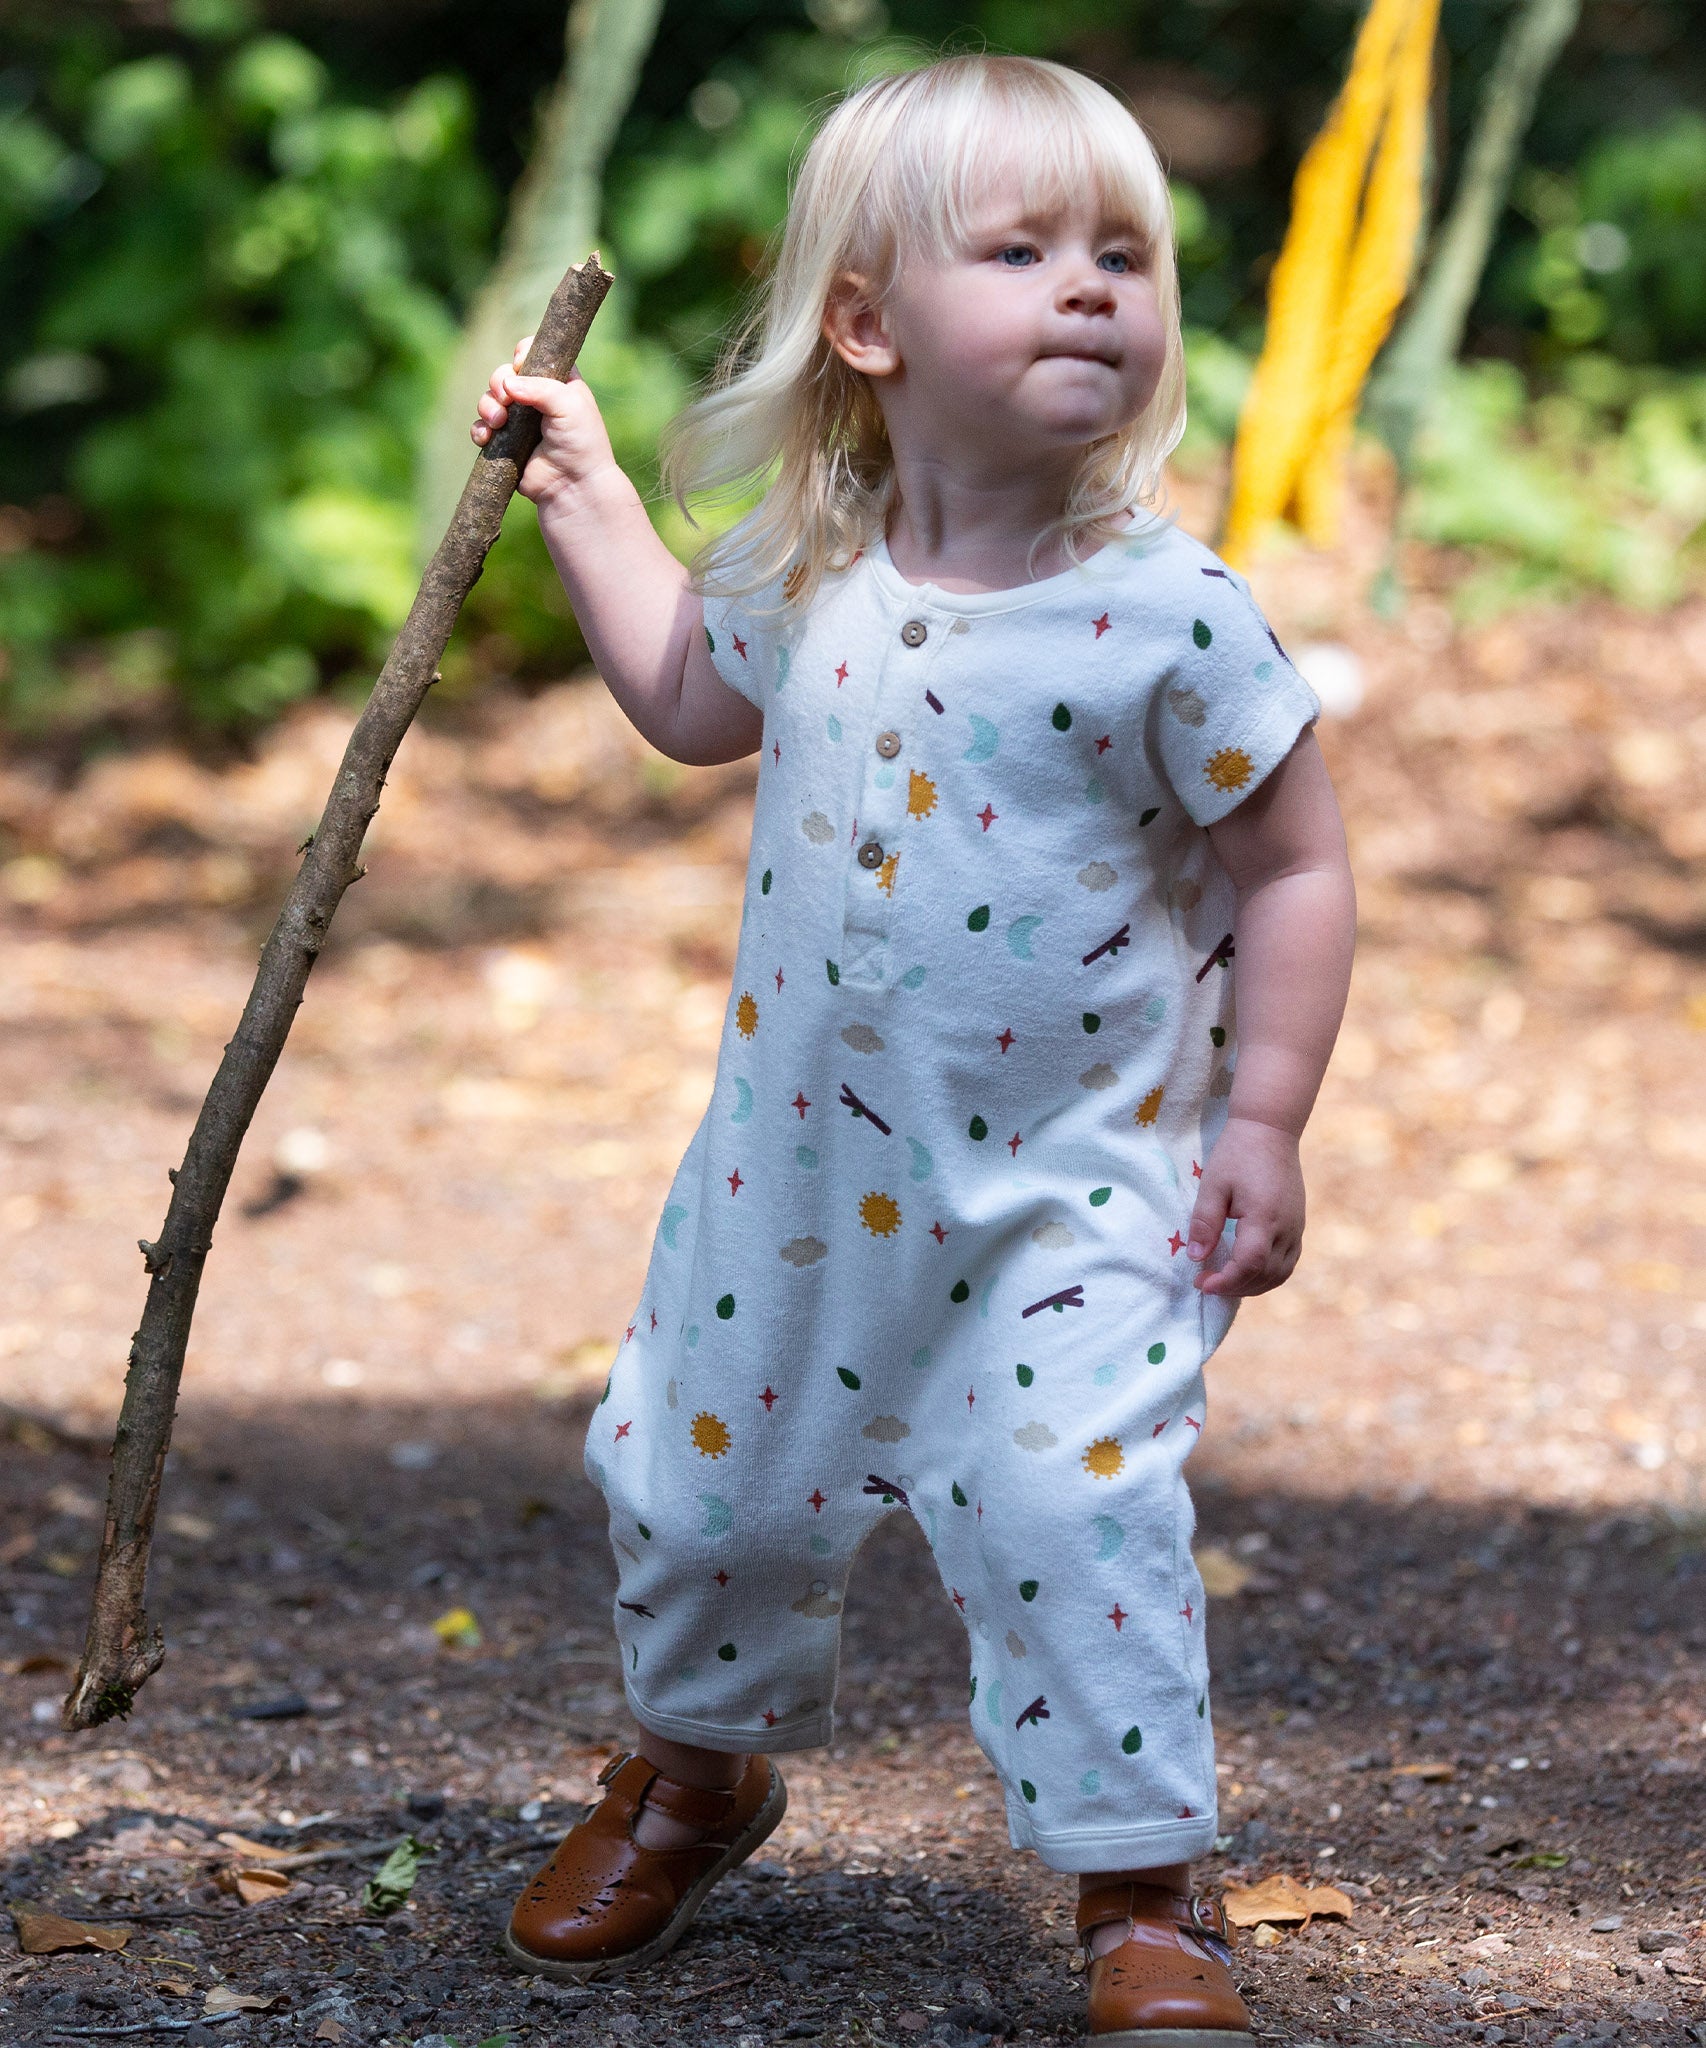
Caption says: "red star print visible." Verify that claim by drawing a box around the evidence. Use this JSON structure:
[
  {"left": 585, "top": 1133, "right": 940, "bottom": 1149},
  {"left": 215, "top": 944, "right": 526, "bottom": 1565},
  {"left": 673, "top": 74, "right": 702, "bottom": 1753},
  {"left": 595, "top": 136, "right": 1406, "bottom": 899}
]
[
  {"left": 1178, "top": 1806, "right": 1194, "bottom": 1819},
  {"left": 762, "top": 1708, "right": 778, "bottom": 1726},
  {"left": 1180, "top": 1599, "right": 1195, "bottom": 1624},
  {"left": 808, "top": 1489, "right": 827, "bottom": 1512},
  {"left": 1006, "top": 1132, "right": 1022, "bottom": 1156},
  {"left": 1095, "top": 733, "right": 1112, "bottom": 754},
  {"left": 951, "top": 1588, "right": 966, "bottom": 1612},
  {"left": 714, "top": 1569, "right": 730, "bottom": 1586},
  {"left": 772, "top": 740, "right": 780, "bottom": 765},
  {"left": 996, "top": 1027, "right": 1015, "bottom": 1054},
  {"left": 624, "top": 1322, "right": 635, "bottom": 1342},
  {"left": 1093, "top": 612, "right": 1111, "bottom": 637},
  {"left": 649, "top": 1309, "right": 657, "bottom": 1331},
  {"left": 732, "top": 632, "right": 748, "bottom": 659},
  {"left": 1191, "top": 1160, "right": 1203, "bottom": 1178},
  {"left": 775, "top": 966, "right": 784, "bottom": 992},
  {"left": 1153, "top": 1420, "right": 1167, "bottom": 1437},
  {"left": 977, "top": 803, "right": 998, "bottom": 831},
  {"left": 976, "top": 1499, "right": 983, "bottom": 1522},
  {"left": 929, "top": 1220, "right": 947, "bottom": 1244},
  {"left": 614, "top": 1420, "right": 632, "bottom": 1441},
  {"left": 834, "top": 660, "right": 848, "bottom": 686},
  {"left": 1108, "top": 1603, "right": 1127, "bottom": 1631},
  {"left": 727, "top": 1167, "right": 743, "bottom": 1195},
  {"left": 966, "top": 1386, "right": 976, "bottom": 1411},
  {"left": 791, "top": 1091, "right": 810, "bottom": 1117},
  {"left": 759, "top": 1385, "right": 778, "bottom": 1411},
  {"left": 1167, "top": 1230, "right": 1186, "bottom": 1255},
  {"left": 1184, "top": 1415, "right": 1202, "bottom": 1435}
]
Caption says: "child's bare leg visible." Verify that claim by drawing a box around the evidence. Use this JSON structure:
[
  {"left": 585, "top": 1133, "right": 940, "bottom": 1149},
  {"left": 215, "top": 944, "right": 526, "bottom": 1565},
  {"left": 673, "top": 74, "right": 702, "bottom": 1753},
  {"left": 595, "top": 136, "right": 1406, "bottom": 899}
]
[
  {"left": 1079, "top": 1862, "right": 1192, "bottom": 1955},
  {"left": 629, "top": 1728, "right": 750, "bottom": 1849}
]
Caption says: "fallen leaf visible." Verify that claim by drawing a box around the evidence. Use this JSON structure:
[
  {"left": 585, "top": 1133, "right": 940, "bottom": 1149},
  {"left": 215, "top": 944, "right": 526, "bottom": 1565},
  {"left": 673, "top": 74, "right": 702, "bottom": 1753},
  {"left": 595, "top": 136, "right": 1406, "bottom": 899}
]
[
  {"left": 232, "top": 1867, "right": 291, "bottom": 1905},
  {"left": 155, "top": 1978, "right": 197, "bottom": 1996},
  {"left": 204, "top": 1985, "right": 276, "bottom": 2014},
  {"left": 362, "top": 1834, "right": 423, "bottom": 1915},
  {"left": 1252, "top": 1921, "right": 1284, "bottom": 1947},
  {"left": 1195, "top": 1545, "right": 1252, "bottom": 1599},
  {"left": 1392, "top": 1759, "right": 1456, "bottom": 1782},
  {"left": 314, "top": 2020, "right": 345, "bottom": 2042},
  {"left": 1223, "top": 1874, "right": 1354, "bottom": 1928},
  {"left": 216, "top": 1831, "right": 295, "bottom": 1865},
  {"left": 10, "top": 1905, "right": 131, "bottom": 1954},
  {"left": 10, "top": 1650, "right": 68, "bottom": 1674},
  {"left": 432, "top": 1605, "right": 482, "bottom": 1649}
]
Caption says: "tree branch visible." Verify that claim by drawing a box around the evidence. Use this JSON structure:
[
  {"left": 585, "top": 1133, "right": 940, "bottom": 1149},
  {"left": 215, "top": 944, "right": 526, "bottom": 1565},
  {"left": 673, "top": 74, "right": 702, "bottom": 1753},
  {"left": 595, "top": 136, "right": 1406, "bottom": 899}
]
[{"left": 63, "top": 255, "right": 613, "bottom": 1733}]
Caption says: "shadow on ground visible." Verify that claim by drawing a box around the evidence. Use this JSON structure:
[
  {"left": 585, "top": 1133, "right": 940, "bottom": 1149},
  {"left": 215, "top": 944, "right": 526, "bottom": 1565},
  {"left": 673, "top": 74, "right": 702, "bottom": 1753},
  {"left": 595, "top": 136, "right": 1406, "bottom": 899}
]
[{"left": 3, "top": 1401, "right": 1702, "bottom": 2047}]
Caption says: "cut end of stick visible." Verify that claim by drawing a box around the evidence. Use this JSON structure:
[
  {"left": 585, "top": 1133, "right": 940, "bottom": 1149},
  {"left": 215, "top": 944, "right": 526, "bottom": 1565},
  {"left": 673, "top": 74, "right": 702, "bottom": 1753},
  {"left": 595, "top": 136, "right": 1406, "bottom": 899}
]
[{"left": 63, "top": 1622, "right": 165, "bottom": 1731}]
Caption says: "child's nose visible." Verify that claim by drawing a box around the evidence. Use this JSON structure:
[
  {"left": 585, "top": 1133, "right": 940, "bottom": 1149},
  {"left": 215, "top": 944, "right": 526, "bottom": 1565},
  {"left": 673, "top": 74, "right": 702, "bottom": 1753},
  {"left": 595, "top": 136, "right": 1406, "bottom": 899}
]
[{"left": 1059, "top": 265, "right": 1117, "bottom": 314}]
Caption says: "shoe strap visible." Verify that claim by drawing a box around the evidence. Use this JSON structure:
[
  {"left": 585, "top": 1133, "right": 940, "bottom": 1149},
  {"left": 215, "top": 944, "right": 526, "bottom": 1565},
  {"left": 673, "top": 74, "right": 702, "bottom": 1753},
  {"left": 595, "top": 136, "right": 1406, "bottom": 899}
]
[
  {"left": 1076, "top": 1883, "right": 1231, "bottom": 1947},
  {"left": 596, "top": 1749, "right": 745, "bottom": 1828}
]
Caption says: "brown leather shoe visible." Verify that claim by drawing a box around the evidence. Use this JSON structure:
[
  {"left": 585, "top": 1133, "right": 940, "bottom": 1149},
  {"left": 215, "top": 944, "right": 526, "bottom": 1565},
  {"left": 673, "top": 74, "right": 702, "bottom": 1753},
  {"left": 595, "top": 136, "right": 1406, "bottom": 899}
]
[
  {"left": 1077, "top": 1882, "right": 1253, "bottom": 2044},
  {"left": 503, "top": 1749, "right": 786, "bottom": 1981}
]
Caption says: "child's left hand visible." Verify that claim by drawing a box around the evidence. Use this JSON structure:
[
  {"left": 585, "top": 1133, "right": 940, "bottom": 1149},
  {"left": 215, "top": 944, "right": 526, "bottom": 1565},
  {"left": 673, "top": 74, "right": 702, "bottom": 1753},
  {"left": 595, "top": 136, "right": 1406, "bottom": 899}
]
[{"left": 1183, "top": 1115, "right": 1304, "bottom": 1297}]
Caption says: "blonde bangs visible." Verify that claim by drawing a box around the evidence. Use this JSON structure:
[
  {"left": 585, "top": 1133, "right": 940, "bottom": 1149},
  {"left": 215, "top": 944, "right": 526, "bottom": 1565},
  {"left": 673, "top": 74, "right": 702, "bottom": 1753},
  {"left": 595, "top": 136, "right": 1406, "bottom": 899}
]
[{"left": 660, "top": 54, "right": 1187, "bottom": 617}]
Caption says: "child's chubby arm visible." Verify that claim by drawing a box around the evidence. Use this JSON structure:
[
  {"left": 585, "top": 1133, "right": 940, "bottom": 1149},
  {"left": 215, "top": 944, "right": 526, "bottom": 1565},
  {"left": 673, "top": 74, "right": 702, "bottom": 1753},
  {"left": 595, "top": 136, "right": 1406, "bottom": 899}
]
[
  {"left": 1187, "top": 729, "right": 1356, "bottom": 1297},
  {"left": 473, "top": 342, "right": 763, "bottom": 768}
]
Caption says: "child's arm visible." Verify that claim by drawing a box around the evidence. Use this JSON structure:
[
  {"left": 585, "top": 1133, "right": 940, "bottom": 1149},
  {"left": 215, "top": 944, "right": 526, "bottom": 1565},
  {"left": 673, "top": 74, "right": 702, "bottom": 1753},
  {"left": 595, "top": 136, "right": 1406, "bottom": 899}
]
[
  {"left": 473, "top": 344, "right": 764, "bottom": 768},
  {"left": 1187, "top": 730, "right": 1356, "bottom": 1296}
]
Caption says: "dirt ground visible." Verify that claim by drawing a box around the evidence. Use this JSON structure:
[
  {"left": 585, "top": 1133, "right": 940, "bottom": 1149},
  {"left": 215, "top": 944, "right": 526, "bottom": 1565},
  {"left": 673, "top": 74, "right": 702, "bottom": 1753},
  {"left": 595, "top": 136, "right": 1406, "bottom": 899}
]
[{"left": 1, "top": 485, "right": 1704, "bottom": 2048}]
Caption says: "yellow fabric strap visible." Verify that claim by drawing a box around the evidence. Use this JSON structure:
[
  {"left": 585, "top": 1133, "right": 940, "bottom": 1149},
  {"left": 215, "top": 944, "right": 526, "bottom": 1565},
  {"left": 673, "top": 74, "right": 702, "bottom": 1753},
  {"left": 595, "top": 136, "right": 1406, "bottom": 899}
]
[{"left": 1221, "top": 0, "right": 1440, "bottom": 564}]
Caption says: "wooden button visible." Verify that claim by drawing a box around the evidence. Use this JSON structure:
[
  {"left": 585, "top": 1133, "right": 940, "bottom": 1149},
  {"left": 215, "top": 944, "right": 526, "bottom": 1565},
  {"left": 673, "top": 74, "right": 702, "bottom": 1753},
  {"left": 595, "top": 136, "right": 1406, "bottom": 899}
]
[
  {"left": 875, "top": 730, "right": 901, "bottom": 759},
  {"left": 900, "top": 619, "right": 928, "bottom": 647},
  {"left": 857, "top": 839, "right": 885, "bottom": 870}
]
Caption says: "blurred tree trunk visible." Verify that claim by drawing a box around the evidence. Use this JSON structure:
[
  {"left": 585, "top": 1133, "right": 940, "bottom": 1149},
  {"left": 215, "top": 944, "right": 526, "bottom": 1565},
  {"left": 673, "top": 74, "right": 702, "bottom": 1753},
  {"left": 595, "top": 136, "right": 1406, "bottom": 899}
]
[
  {"left": 1368, "top": 0, "right": 1583, "bottom": 472},
  {"left": 419, "top": 0, "right": 665, "bottom": 542}
]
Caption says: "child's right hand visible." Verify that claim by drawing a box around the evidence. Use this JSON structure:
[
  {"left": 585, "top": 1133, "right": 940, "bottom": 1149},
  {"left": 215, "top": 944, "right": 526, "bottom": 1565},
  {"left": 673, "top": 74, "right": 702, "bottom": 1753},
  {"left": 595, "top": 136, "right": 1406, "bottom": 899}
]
[{"left": 471, "top": 336, "right": 617, "bottom": 510}]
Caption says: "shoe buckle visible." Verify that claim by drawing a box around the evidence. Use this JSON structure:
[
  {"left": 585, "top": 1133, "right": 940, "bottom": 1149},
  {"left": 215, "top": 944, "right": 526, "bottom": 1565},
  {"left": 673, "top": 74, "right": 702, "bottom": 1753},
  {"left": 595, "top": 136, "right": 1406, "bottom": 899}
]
[{"left": 596, "top": 1749, "right": 634, "bottom": 1787}]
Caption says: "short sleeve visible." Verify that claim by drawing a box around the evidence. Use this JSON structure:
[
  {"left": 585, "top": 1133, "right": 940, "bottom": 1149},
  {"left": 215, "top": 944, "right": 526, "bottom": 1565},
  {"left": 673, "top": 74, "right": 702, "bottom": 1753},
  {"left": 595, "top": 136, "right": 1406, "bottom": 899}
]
[
  {"left": 1154, "top": 552, "right": 1320, "bottom": 828},
  {"left": 702, "top": 582, "right": 785, "bottom": 711}
]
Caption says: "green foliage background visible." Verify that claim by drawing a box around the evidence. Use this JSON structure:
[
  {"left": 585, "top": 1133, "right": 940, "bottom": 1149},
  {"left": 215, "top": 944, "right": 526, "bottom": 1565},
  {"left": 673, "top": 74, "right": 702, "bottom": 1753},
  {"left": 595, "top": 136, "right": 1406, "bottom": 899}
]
[{"left": 1, "top": 0, "right": 1702, "bottom": 731}]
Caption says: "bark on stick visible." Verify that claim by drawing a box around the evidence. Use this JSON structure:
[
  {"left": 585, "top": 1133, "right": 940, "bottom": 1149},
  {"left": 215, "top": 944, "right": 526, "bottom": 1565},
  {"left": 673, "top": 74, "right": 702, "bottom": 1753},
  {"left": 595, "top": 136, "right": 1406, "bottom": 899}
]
[{"left": 64, "top": 255, "right": 613, "bottom": 1732}]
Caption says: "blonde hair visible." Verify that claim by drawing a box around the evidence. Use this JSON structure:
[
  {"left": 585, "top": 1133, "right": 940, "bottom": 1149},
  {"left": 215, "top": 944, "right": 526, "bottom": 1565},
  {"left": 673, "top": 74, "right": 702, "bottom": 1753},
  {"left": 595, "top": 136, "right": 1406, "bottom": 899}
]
[{"left": 660, "top": 53, "right": 1187, "bottom": 614}]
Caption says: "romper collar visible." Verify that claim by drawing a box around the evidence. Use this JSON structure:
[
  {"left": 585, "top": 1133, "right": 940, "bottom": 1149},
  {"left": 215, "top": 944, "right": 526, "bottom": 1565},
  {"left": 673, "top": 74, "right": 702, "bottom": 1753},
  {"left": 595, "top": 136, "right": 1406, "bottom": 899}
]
[{"left": 865, "top": 525, "right": 1147, "bottom": 617}]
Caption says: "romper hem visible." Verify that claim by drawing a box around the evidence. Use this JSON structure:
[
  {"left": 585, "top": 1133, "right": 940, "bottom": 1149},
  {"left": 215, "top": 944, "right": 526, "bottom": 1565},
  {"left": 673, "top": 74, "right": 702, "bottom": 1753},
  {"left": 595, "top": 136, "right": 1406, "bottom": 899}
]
[
  {"left": 623, "top": 1678, "right": 835, "bottom": 1757},
  {"left": 1007, "top": 1810, "right": 1220, "bottom": 1874}
]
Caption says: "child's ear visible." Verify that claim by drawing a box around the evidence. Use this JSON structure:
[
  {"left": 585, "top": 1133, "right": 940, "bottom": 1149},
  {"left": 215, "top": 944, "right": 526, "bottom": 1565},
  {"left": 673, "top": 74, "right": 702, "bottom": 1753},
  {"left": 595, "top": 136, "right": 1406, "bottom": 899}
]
[{"left": 822, "top": 273, "right": 899, "bottom": 378}]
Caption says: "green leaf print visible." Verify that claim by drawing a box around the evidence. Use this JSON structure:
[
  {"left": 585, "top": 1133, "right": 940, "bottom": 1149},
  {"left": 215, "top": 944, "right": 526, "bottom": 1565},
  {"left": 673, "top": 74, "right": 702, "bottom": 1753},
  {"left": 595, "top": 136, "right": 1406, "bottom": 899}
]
[
  {"left": 826, "top": 959, "right": 840, "bottom": 985},
  {"left": 1015, "top": 1364, "right": 1034, "bottom": 1387},
  {"left": 637, "top": 1522, "right": 651, "bottom": 1540},
  {"left": 950, "top": 1279, "right": 970, "bottom": 1303},
  {"left": 1051, "top": 703, "right": 1072, "bottom": 731},
  {"left": 968, "top": 1115, "right": 989, "bottom": 1141},
  {"left": 1082, "top": 1012, "right": 1101, "bottom": 1033},
  {"left": 1192, "top": 619, "right": 1212, "bottom": 649},
  {"left": 761, "top": 868, "right": 772, "bottom": 895},
  {"left": 1210, "top": 1025, "right": 1226, "bottom": 1046},
  {"left": 969, "top": 1674, "right": 977, "bottom": 1701},
  {"left": 716, "top": 1294, "right": 736, "bottom": 1320},
  {"left": 717, "top": 1642, "right": 738, "bottom": 1661},
  {"left": 967, "top": 905, "right": 990, "bottom": 932},
  {"left": 705, "top": 629, "right": 715, "bottom": 653},
  {"left": 1147, "top": 1341, "right": 1167, "bottom": 1363},
  {"left": 1089, "top": 1187, "right": 1111, "bottom": 1206},
  {"left": 837, "top": 1367, "right": 862, "bottom": 1390},
  {"left": 952, "top": 1482, "right": 969, "bottom": 1505},
  {"left": 1020, "top": 1779, "right": 1037, "bottom": 1803},
  {"left": 1122, "top": 1725, "right": 1143, "bottom": 1754},
  {"left": 1139, "top": 806, "right": 1160, "bottom": 827},
  {"left": 1019, "top": 1579, "right": 1039, "bottom": 1602}
]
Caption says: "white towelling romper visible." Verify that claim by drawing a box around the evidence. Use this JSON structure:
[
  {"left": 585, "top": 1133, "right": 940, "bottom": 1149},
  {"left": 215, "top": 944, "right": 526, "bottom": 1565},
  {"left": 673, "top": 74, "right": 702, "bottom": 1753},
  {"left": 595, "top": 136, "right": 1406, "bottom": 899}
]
[{"left": 584, "top": 519, "right": 1319, "bottom": 1872}]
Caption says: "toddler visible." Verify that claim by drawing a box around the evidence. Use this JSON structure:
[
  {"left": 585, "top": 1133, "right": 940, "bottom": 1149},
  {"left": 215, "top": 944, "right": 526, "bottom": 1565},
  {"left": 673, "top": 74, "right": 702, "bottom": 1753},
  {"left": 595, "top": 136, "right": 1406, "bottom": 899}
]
[{"left": 474, "top": 53, "right": 1355, "bottom": 2046}]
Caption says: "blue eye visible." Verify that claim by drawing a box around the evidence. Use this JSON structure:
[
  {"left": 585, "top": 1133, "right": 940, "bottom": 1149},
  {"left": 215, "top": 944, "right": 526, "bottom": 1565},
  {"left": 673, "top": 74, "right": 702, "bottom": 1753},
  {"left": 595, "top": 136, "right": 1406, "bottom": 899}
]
[
  {"left": 1099, "top": 250, "right": 1134, "bottom": 273},
  {"left": 997, "top": 245, "right": 1037, "bottom": 267}
]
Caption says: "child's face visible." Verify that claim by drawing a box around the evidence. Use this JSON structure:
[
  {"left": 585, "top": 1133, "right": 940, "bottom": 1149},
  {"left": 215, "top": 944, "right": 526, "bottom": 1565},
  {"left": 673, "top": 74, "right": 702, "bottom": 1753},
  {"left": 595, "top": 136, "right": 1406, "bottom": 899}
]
[{"left": 826, "top": 170, "right": 1168, "bottom": 468}]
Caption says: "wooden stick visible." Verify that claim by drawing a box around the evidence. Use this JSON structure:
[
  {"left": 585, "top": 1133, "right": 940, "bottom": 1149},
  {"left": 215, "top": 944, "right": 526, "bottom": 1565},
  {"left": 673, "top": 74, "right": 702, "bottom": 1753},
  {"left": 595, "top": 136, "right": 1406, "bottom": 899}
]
[{"left": 64, "top": 255, "right": 613, "bottom": 1732}]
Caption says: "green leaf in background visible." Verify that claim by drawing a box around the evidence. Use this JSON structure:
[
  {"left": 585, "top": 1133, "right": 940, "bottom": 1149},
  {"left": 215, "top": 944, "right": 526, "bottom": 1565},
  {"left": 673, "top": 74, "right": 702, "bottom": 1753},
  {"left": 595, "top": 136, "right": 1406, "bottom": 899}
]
[{"left": 362, "top": 1834, "right": 425, "bottom": 1915}]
